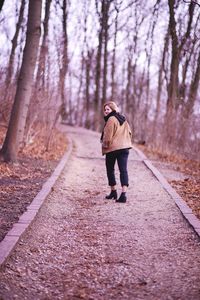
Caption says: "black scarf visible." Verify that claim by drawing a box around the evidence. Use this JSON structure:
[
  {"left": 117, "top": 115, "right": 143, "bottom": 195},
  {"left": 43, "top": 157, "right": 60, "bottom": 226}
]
[{"left": 101, "top": 111, "right": 126, "bottom": 141}]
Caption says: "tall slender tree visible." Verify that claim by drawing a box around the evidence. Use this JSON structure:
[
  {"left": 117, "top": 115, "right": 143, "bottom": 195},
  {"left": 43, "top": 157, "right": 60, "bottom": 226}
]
[
  {"left": 102, "top": 0, "right": 111, "bottom": 105},
  {"left": 6, "top": 0, "right": 26, "bottom": 85},
  {"left": 0, "top": 0, "right": 42, "bottom": 162}
]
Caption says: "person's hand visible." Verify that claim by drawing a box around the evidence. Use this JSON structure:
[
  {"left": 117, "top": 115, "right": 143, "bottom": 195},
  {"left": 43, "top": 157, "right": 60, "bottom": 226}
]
[{"left": 102, "top": 141, "right": 109, "bottom": 148}]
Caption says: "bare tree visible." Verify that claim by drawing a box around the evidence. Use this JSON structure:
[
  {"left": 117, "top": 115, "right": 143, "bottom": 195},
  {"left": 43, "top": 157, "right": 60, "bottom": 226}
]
[
  {"left": 36, "top": 0, "right": 52, "bottom": 90},
  {"left": 93, "top": 1, "right": 104, "bottom": 129},
  {"left": 179, "top": 49, "right": 200, "bottom": 145},
  {"left": 6, "top": 0, "right": 26, "bottom": 85},
  {"left": 165, "top": 0, "right": 197, "bottom": 146},
  {"left": 1, "top": 0, "right": 26, "bottom": 124},
  {"left": 102, "top": 0, "right": 111, "bottom": 105},
  {"left": 110, "top": 2, "right": 120, "bottom": 101},
  {"left": 166, "top": 0, "right": 179, "bottom": 117},
  {"left": 59, "top": 0, "right": 69, "bottom": 116},
  {"left": 153, "top": 27, "right": 170, "bottom": 138},
  {"left": 0, "top": 0, "right": 42, "bottom": 162}
]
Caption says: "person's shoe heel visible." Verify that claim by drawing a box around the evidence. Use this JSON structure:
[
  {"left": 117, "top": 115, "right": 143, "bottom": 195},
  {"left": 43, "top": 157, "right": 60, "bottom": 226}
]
[
  {"left": 105, "top": 190, "right": 117, "bottom": 200},
  {"left": 116, "top": 192, "right": 127, "bottom": 203}
]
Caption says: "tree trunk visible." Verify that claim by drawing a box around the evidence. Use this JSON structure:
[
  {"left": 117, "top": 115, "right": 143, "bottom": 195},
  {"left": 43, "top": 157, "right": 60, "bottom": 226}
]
[
  {"left": 164, "top": 0, "right": 180, "bottom": 146},
  {"left": 36, "top": 0, "right": 52, "bottom": 89},
  {"left": 0, "top": 0, "right": 5, "bottom": 12},
  {"left": 111, "top": 6, "right": 118, "bottom": 101},
  {"left": 0, "top": 0, "right": 42, "bottom": 162},
  {"left": 166, "top": 0, "right": 179, "bottom": 115},
  {"left": 153, "top": 28, "right": 169, "bottom": 137},
  {"left": 102, "top": 0, "right": 110, "bottom": 104},
  {"left": 94, "top": 21, "right": 103, "bottom": 130},
  {"left": 26, "top": 0, "right": 52, "bottom": 136},
  {"left": 125, "top": 57, "right": 132, "bottom": 112},
  {"left": 178, "top": 49, "right": 200, "bottom": 148},
  {"left": 59, "top": 0, "right": 68, "bottom": 121},
  {"left": 76, "top": 53, "right": 84, "bottom": 126},
  {"left": 165, "top": 0, "right": 196, "bottom": 146},
  {"left": 6, "top": 0, "right": 26, "bottom": 85},
  {"left": 1, "top": 0, "right": 26, "bottom": 124},
  {"left": 85, "top": 50, "right": 93, "bottom": 128},
  {"left": 186, "top": 50, "right": 200, "bottom": 118}
]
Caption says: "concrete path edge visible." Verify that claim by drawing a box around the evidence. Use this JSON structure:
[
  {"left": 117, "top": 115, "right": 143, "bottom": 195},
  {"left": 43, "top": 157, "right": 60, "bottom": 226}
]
[
  {"left": 0, "top": 137, "right": 73, "bottom": 266},
  {"left": 133, "top": 145, "right": 200, "bottom": 238}
]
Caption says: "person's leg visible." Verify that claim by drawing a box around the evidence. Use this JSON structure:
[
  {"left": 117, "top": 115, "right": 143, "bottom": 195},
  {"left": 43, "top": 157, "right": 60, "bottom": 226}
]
[
  {"left": 117, "top": 149, "right": 129, "bottom": 187},
  {"left": 105, "top": 152, "right": 117, "bottom": 199},
  {"left": 116, "top": 149, "right": 129, "bottom": 202},
  {"left": 122, "top": 185, "right": 127, "bottom": 193}
]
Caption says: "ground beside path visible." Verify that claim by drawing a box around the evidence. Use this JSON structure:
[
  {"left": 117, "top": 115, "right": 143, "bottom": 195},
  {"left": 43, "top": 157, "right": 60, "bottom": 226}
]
[{"left": 0, "top": 125, "right": 200, "bottom": 300}]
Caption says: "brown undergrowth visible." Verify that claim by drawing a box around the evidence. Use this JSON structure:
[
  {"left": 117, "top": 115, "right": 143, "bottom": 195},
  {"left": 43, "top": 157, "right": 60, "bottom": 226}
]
[
  {"left": 0, "top": 126, "right": 68, "bottom": 242},
  {"left": 138, "top": 145, "right": 200, "bottom": 220}
]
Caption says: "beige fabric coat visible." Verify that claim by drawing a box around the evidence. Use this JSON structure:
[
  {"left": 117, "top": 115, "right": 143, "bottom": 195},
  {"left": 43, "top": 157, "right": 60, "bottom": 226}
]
[{"left": 102, "top": 116, "right": 132, "bottom": 155}]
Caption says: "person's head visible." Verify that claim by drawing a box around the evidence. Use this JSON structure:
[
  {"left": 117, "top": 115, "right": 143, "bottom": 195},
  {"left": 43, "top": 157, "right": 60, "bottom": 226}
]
[{"left": 103, "top": 101, "right": 119, "bottom": 116}]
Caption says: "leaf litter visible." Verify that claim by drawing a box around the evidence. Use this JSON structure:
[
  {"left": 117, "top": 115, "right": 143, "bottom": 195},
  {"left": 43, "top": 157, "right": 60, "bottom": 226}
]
[{"left": 0, "top": 127, "right": 67, "bottom": 242}]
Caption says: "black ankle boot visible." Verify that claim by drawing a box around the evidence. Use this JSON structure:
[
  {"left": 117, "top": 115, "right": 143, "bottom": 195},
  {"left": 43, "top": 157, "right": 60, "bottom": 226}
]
[
  {"left": 105, "top": 190, "right": 117, "bottom": 200},
  {"left": 116, "top": 192, "right": 127, "bottom": 203}
]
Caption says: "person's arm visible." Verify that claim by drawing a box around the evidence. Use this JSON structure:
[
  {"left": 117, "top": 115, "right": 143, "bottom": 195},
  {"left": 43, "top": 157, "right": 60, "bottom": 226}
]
[
  {"left": 127, "top": 122, "right": 132, "bottom": 138},
  {"left": 102, "top": 117, "right": 117, "bottom": 149}
]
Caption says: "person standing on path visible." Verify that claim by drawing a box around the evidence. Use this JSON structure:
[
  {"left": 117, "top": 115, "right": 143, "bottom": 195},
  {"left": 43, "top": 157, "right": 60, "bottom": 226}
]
[{"left": 101, "top": 101, "right": 132, "bottom": 203}]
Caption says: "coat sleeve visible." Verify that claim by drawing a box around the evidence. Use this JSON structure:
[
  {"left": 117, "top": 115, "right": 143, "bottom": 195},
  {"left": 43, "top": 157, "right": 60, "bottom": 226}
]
[
  {"left": 102, "top": 117, "right": 117, "bottom": 149},
  {"left": 127, "top": 122, "right": 132, "bottom": 138}
]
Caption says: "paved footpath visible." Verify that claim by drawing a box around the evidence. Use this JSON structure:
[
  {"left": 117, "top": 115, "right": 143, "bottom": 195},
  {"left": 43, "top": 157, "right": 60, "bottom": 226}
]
[{"left": 0, "top": 125, "right": 200, "bottom": 300}]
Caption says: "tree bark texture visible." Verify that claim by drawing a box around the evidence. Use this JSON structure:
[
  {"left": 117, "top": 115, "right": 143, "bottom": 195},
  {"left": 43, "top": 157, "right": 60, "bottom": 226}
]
[
  {"left": 0, "top": 0, "right": 5, "bottom": 12},
  {"left": 153, "top": 28, "right": 169, "bottom": 137},
  {"left": 102, "top": 0, "right": 110, "bottom": 105},
  {"left": 167, "top": 0, "right": 179, "bottom": 114},
  {"left": 6, "top": 0, "right": 26, "bottom": 85},
  {"left": 94, "top": 13, "right": 103, "bottom": 130},
  {"left": 1, "top": 0, "right": 26, "bottom": 124},
  {"left": 59, "top": 0, "right": 68, "bottom": 113},
  {"left": 0, "top": 0, "right": 42, "bottom": 162},
  {"left": 111, "top": 6, "right": 118, "bottom": 102},
  {"left": 36, "top": 0, "right": 52, "bottom": 89}
]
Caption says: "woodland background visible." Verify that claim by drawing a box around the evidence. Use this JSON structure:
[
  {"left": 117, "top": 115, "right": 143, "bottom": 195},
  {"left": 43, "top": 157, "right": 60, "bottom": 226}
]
[
  {"left": 0, "top": 0, "right": 199, "bottom": 162},
  {"left": 0, "top": 0, "right": 199, "bottom": 242}
]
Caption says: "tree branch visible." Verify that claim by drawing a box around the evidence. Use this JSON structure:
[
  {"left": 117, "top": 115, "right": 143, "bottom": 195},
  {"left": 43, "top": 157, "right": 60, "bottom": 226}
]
[{"left": 183, "top": 0, "right": 200, "bottom": 8}]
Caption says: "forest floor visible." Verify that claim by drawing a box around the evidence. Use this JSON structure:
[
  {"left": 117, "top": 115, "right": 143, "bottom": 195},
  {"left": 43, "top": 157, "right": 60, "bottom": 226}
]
[
  {"left": 0, "top": 125, "right": 199, "bottom": 244},
  {"left": 0, "top": 127, "right": 68, "bottom": 242}
]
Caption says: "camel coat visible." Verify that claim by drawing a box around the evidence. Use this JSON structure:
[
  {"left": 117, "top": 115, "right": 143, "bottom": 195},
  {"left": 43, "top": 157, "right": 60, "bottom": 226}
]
[{"left": 102, "top": 116, "right": 132, "bottom": 155}]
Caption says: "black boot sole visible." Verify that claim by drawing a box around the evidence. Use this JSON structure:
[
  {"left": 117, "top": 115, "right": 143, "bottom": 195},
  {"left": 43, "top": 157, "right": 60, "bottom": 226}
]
[
  {"left": 116, "top": 199, "right": 126, "bottom": 203},
  {"left": 105, "top": 196, "right": 117, "bottom": 200},
  {"left": 105, "top": 191, "right": 117, "bottom": 200}
]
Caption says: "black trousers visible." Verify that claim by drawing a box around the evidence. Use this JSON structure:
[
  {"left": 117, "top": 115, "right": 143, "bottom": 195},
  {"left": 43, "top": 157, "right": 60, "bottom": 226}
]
[{"left": 105, "top": 149, "right": 129, "bottom": 187}]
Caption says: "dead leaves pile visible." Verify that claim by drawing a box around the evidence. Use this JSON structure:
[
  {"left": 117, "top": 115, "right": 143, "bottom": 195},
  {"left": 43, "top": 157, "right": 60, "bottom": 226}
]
[
  {"left": 22, "top": 127, "right": 68, "bottom": 160},
  {"left": 0, "top": 126, "right": 68, "bottom": 241},
  {"left": 170, "top": 178, "right": 200, "bottom": 218}
]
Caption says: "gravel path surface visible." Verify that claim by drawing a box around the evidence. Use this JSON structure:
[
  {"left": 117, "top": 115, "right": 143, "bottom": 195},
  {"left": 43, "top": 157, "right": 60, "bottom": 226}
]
[{"left": 0, "top": 125, "right": 200, "bottom": 300}]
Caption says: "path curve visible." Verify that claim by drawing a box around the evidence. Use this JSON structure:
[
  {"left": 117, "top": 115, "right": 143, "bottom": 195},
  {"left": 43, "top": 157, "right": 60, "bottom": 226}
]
[{"left": 0, "top": 125, "right": 200, "bottom": 300}]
